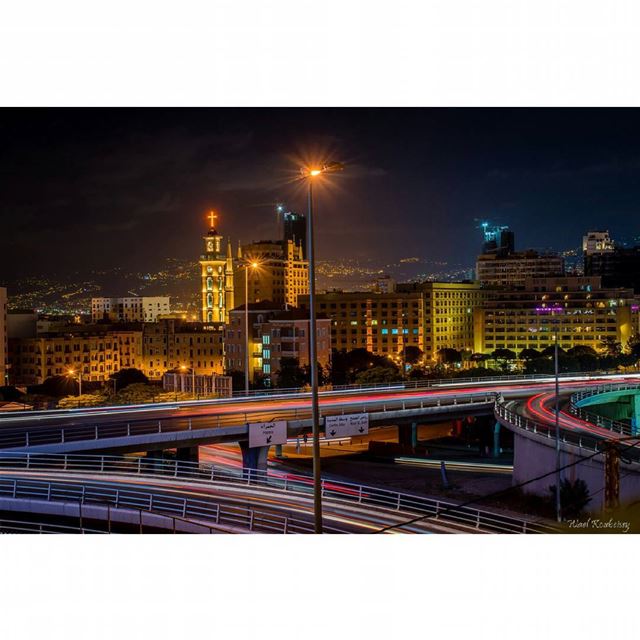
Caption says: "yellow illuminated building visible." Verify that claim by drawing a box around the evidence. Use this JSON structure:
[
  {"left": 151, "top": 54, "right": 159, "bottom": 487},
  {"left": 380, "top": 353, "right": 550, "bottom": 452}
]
[
  {"left": 473, "top": 276, "right": 640, "bottom": 354},
  {"left": 298, "top": 282, "right": 486, "bottom": 362},
  {"left": 8, "top": 327, "right": 143, "bottom": 385},
  {"left": 142, "top": 318, "right": 225, "bottom": 380},
  {"left": 234, "top": 239, "right": 308, "bottom": 308}
]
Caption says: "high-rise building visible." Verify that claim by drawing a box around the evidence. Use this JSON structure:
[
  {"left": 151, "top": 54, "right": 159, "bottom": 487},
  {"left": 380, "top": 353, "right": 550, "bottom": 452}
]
[
  {"left": 476, "top": 250, "right": 565, "bottom": 288},
  {"left": 473, "top": 276, "right": 640, "bottom": 354},
  {"left": 91, "top": 296, "right": 170, "bottom": 323},
  {"left": 583, "top": 230, "right": 615, "bottom": 256},
  {"left": 0, "top": 287, "right": 7, "bottom": 385},
  {"left": 235, "top": 239, "right": 308, "bottom": 308},
  {"left": 299, "top": 282, "right": 487, "bottom": 362},
  {"left": 584, "top": 242, "right": 640, "bottom": 294},
  {"left": 481, "top": 222, "right": 515, "bottom": 257},
  {"left": 280, "top": 206, "right": 307, "bottom": 259},
  {"left": 142, "top": 318, "right": 225, "bottom": 380},
  {"left": 199, "top": 212, "right": 234, "bottom": 324}
]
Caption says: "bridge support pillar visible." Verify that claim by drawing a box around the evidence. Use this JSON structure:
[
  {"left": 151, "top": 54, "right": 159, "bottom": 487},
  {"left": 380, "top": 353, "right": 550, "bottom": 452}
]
[
  {"left": 632, "top": 394, "right": 640, "bottom": 436},
  {"left": 398, "top": 423, "right": 418, "bottom": 449},
  {"left": 493, "top": 422, "right": 501, "bottom": 458},
  {"left": 176, "top": 446, "right": 199, "bottom": 464},
  {"left": 239, "top": 442, "right": 269, "bottom": 483}
]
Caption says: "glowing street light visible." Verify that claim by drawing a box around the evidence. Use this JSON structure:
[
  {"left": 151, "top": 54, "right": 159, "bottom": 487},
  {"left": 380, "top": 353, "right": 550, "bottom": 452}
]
[
  {"left": 244, "top": 259, "right": 262, "bottom": 395},
  {"left": 181, "top": 364, "right": 196, "bottom": 398},
  {"left": 300, "top": 160, "right": 344, "bottom": 534},
  {"left": 67, "top": 368, "right": 82, "bottom": 396}
]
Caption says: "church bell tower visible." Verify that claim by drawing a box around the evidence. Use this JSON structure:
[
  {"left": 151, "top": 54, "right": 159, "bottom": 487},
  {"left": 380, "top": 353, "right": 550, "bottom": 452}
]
[{"left": 199, "top": 211, "right": 234, "bottom": 324}]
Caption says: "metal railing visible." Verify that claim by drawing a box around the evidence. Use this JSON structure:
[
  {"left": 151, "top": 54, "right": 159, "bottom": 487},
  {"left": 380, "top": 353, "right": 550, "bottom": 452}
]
[
  {"left": 0, "top": 394, "right": 495, "bottom": 451},
  {"left": 568, "top": 384, "right": 640, "bottom": 437},
  {"left": 0, "top": 452, "right": 555, "bottom": 534},
  {"left": 229, "top": 370, "right": 640, "bottom": 398},
  {"left": 0, "top": 518, "right": 107, "bottom": 534},
  {"left": 0, "top": 474, "right": 347, "bottom": 534},
  {"left": 6, "top": 370, "right": 638, "bottom": 416},
  {"left": 494, "top": 396, "right": 640, "bottom": 464}
]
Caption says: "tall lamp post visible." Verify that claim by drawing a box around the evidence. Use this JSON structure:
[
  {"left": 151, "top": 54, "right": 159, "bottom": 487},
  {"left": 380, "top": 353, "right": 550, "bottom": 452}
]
[
  {"left": 244, "top": 261, "right": 260, "bottom": 395},
  {"left": 552, "top": 307, "right": 562, "bottom": 523},
  {"left": 301, "top": 161, "right": 344, "bottom": 534},
  {"left": 536, "top": 304, "right": 563, "bottom": 522}
]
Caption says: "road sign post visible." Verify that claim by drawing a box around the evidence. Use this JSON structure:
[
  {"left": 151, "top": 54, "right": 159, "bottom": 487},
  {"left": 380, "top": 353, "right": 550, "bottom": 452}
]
[
  {"left": 248, "top": 421, "right": 287, "bottom": 448},
  {"left": 324, "top": 413, "right": 369, "bottom": 439}
]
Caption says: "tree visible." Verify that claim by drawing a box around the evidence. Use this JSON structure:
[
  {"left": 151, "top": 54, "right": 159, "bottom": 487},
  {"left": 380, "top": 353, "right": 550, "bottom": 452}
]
[
  {"left": 519, "top": 348, "right": 541, "bottom": 361},
  {"left": 355, "top": 366, "right": 404, "bottom": 385},
  {"left": 491, "top": 348, "right": 517, "bottom": 371},
  {"left": 627, "top": 339, "right": 640, "bottom": 361},
  {"left": 470, "top": 352, "right": 489, "bottom": 364},
  {"left": 549, "top": 478, "right": 591, "bottom": 519},
  {"left": 276, "top": 357, "right": 307, "bottom": 389},
  {"left": 599, "top": 337, "right": 622, "bottom": 357},
  {"left": 110, "top": 367, "right": 149, "bottom": 392},
  {"left": 226, "top": 369, "right": 247, "bottom": 392},
  {"left": 540, "top": 345, "right": 566, "bottom": 358},
  {"left": 301, "top": 362, "right": 330, "bottom": 386},
  {"left": 330, "top": 348, "right": 399, "bottom": 385},
  {"left": 37, "top": 375, "right": 78, "bottom": 398},
  {"left": 403, "top": 345, "right": 423, "bottom": 366},
  {"left": 567, "top": 345, "right": 597, "bottom": 358},
  {"left": 437, "top": 348, "right": 462, "bottom": 365}
]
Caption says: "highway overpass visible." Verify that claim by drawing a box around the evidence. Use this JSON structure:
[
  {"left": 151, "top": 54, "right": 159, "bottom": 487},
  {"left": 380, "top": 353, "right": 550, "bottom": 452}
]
[
  {"left": 2, "top": 374, "right": 639, "bottom": 466},
  {"left": 495, "top": 382, "right": 640, "bottom": 511}
]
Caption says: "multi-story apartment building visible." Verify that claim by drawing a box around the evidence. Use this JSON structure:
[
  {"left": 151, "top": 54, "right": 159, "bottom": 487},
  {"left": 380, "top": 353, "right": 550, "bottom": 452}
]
[
  {"left": 225, "top": 301, "right": 283, "bottom": 377},
  {"left": 8, "top": 326, "right": 143, "bottom": 385},
  {"left": 92, "top": 296, "right": 170, "bottom": 323},
  {"left": 225, "top": 303, "right": 330, "bottom": 385},
  {"left": 299, "top": 282, "right": 486, "bottom": 362},
  {"left": 476, "top": 251, "right": 565, "bottom": 288},
  {"left": 235, "top": 239, "right": 308, "bottom": 309},
  {"left": 142, "top": 319, "right": 225, "bottom": 380},
  {"left": 473, "top": 276, "right": 640, "bottom": 354}
]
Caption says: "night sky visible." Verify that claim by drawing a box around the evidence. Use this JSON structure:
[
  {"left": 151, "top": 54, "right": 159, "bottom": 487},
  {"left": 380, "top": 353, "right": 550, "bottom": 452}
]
[{"left": 2, "top": 108, "right": 640, "bottom": 284}]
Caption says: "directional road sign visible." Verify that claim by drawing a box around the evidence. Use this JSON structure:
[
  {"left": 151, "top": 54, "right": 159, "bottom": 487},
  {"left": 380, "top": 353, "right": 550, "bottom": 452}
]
[
  {"left": 324, "top": 413, "right": 369, "bottom": 439},
  {"left": 248, "top": 420, "right": 287, "bottom": 448}
]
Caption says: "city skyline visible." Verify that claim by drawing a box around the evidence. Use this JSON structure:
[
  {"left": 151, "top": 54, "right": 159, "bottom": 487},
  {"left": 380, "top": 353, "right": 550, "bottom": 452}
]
[{"left": 3, "top": 108, "right": 640, "bottom": 287}]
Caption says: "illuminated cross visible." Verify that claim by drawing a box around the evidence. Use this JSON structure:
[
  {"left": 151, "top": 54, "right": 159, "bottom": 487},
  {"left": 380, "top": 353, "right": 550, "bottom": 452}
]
[{"left": 208, "top": 211, "right": 218, "bottom": 228}]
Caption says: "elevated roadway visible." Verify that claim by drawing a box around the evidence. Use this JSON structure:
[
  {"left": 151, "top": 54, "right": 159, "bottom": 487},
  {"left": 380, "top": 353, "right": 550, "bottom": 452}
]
[{"left": 2, "top": 374, "right": 639, "bottom": 457}]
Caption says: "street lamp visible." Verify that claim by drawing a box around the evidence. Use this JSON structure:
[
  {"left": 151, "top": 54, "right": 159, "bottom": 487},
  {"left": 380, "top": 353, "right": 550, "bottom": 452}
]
[
  {"left": 180, "top": 364, "right": 196, "bottom": 398},
  {"left": 244, "top": 260, "right": 261, "bottom": 396},
  {"left": 67, "top": 368, "right": 82, "bottom": 396},
  {"left": 300, "top": 160, "right": 344, "bottom": 534},
  {"left": 536, "top": 304, "right": 563, "bottom": 522}
]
